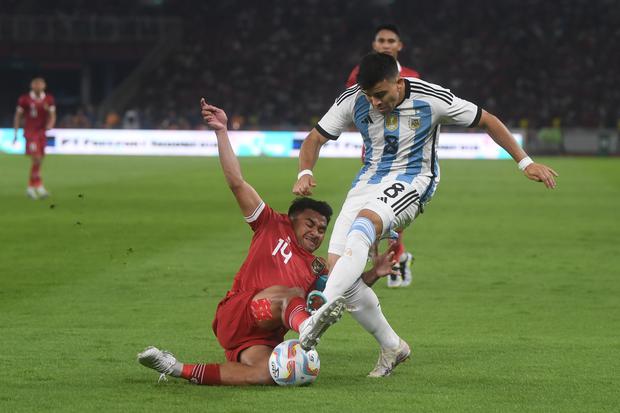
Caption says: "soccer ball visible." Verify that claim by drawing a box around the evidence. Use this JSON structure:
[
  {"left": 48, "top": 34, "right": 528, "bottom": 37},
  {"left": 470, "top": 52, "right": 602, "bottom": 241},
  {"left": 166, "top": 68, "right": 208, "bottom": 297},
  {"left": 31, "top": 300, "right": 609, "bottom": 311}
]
[{"left": 268, "top": 339, "right": 320, "bottom": 386}]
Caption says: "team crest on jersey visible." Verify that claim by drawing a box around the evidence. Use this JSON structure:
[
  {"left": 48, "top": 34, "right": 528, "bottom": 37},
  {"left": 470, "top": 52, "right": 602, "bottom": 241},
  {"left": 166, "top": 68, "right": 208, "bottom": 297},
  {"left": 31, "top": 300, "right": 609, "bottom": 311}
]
[
  {"left": 409, "top": 117, "right": 421, "bottom": 129},
  {"left": 385, "top": 114, "right": 399, "bottom": 131},
  {"left": 311, "top": 257, "right": 327, "bottom": 276}
]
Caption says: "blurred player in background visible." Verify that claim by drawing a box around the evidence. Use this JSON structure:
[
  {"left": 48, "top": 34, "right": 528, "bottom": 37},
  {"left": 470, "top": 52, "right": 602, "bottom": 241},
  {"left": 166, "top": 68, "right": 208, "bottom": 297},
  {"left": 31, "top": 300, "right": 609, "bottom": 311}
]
[
  {"left": 347, "top": 24, "right": 419, "bottom": 288},
  {"left": 294, "top": 52, "right": 558, "bottom": 376},
  {"left": 346, "top": 24, "right": 419, "bottom": 88},
  {"left": 13, "top": 77, "right": 56, "bottom": 199},
  {"left": 138, "top": 99, "right": 397, "bottom": 386}
]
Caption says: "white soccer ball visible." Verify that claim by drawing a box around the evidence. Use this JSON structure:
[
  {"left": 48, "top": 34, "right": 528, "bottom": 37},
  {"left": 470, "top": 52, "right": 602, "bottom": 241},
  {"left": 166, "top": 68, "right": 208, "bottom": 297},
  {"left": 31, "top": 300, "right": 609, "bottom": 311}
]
[{"left": 268, "top": 339, "right": 320, "bottom": 386}]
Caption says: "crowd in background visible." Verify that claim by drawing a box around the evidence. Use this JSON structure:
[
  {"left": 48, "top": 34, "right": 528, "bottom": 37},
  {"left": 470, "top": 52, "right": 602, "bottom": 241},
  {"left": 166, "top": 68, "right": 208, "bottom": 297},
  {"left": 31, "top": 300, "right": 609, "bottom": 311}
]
[{"left": 4, "top": 0, "right": 619, "bottom": 130}]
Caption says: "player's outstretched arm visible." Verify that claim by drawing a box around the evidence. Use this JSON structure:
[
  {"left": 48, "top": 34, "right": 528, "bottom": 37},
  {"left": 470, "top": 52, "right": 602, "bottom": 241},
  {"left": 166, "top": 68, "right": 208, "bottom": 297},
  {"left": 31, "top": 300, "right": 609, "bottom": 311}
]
[
  {"left": 200, "top": 98, "right": 262, "bottom": 217},
  {"left": 478, "top": 110, "right": 558, "bottom": 189},
  {"left": 293, "top": 129, "right": 329, "bottom": 196}
]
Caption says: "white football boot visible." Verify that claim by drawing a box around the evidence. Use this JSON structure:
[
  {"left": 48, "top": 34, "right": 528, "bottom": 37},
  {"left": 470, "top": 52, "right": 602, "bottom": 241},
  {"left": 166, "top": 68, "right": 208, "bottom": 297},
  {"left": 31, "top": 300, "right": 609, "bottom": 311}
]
[
  {"left": 387, "top": 273, "right": 403, "bottom": 288},
  {"left": 35, "top": 186, "right": 50, "bottom": 199},
  {"left": 399, "top": 252, "right": 414, "bottom": 287},
  {"left": 367, "top": 339, "right": 411, "bottom": 377},
  {"left": 137, "top": 346, "right": 180, "bottom": 382},
  {"left": 26, "top": 186, "right": 38, "bottom": 200},
  {"left": 298, "top": 296, "right": 345, "bottom": 350}
]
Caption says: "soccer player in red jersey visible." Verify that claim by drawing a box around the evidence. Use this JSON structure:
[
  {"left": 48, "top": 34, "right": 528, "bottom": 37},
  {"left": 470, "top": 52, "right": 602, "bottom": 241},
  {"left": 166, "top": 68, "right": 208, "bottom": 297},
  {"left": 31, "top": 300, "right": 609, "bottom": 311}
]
[
  {"left": 345, "top": 24, "right": 419, "bottom": 89},
  {"left": 346, "top": 25, "right": 418, "bottom": 288},
  {"left": 138, "top": 99, "right": 398, "bottom": 386},
  {"left": 13, "top": 77, "right": 56, "bottom": 199}
]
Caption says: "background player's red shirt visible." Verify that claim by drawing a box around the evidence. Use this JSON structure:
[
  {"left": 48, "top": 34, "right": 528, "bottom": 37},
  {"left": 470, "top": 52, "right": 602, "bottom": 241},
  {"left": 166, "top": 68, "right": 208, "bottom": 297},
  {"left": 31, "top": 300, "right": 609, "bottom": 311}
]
[
  {"left": 345, "top": 63, "right": 420, "bottom": 88},
  {"left": 227, "top": 203, "right": 322, "bottom": 297},
  {"left": 17, "top": 92, "right": 55, "bottom": 138}
]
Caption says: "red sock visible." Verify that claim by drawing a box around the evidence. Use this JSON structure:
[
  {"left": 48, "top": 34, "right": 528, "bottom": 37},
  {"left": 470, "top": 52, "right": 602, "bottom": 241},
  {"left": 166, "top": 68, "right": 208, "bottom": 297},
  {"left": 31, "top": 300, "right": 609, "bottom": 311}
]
[
  {"left": 29, "top": 163, "right": 41, "bottom": 187},
  {"left": 390, "top": 231, "right": 405, "bottom": 259},
  {"left": 283, "top": 296, "right": 310, "bottom": 332},
  {"left": 181, "top": 363, "right": 221, "bottom": 385}
]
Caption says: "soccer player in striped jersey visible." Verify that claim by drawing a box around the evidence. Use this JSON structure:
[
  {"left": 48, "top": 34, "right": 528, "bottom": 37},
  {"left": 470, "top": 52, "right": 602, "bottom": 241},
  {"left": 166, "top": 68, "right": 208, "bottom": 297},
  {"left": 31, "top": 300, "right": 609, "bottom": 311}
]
[
  {"left": 346, "top": 24, "right": 419, "bottom": 288},
  {"left": 293, "top": 52, "right": 558, "bottom": 376}
]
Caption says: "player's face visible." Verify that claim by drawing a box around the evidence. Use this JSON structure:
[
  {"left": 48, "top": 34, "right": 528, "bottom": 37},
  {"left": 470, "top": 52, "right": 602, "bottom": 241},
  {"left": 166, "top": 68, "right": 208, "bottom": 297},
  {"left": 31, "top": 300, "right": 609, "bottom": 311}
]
[
  {"left": 362, "top": 78, "right": 405, "bottom": 114},
  {"left": 31, "top": 79, "right": 46, "bottom": 94},
  {"left": 291, "top": 209, "right": 328, "bottom": 252},
  {"left": 372, "top": 30, "right": 403, "bottom": 59}
]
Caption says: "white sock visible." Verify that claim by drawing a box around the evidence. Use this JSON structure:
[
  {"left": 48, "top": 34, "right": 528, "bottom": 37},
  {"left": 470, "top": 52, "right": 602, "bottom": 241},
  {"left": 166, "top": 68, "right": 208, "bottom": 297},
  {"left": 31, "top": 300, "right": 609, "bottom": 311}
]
[
  {"left": 323, "top": 217, "right": 375, "bottom": 300},
  {"left": 345, "top": 279, "right": 400, "bottom": 349}
]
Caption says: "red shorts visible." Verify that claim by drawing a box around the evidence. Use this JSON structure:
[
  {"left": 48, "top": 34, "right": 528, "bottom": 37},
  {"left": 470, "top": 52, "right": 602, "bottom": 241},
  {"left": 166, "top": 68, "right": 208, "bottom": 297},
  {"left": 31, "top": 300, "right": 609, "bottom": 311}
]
[
  {"left": 212, "top": 290, "right": 286, "bottom": 362},
  {"left": 24, "top": 131, "right": 47, "bottom": 156}
]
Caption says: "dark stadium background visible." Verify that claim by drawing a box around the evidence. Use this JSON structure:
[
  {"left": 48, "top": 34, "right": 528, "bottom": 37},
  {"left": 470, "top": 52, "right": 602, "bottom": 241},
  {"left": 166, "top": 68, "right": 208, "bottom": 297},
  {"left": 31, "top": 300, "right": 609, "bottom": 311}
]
[{"left": 1, "top": 0, "right": 618, "bottom": 140}]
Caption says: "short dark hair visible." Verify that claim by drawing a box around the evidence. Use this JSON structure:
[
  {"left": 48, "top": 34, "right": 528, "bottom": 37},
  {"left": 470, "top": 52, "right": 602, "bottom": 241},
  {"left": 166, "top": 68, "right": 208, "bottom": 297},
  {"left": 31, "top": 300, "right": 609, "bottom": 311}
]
[
  {"left": 357, "top": 52, "right": 399, "bottom": 90},
  {"left": 288, "top": 197, "right": 333, "bottom": 224},
  {"left": 374, "top": 24, "right": 400, "bottom": 38}
]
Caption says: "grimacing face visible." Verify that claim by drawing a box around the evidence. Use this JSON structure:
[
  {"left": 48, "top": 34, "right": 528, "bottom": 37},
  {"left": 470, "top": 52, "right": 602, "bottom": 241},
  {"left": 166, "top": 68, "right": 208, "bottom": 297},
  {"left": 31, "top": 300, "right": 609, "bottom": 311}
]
[
  {"left": 291, "top": 209, "right": 328, "bottom": 253},
  {"left": 372, "top": 29, "right": 403, "bottom": 59},
  {"left": 362, "top": 77, "right": 405, "bottom": 114}
]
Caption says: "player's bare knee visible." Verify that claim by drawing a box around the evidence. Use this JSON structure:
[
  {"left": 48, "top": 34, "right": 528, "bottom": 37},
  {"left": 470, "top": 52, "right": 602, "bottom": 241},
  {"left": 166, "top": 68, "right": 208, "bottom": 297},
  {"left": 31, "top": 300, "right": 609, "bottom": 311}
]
[{"left": 358, "top": 209, "right": 383, "bottom": 235}]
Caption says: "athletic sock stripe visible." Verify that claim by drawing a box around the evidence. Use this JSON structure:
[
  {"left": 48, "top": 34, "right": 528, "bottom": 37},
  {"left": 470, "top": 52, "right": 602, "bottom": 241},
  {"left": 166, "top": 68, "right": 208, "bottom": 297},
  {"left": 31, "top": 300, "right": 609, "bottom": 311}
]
[
  {"left": 348, "top": 217, "right": 376, "bottom": 242},
  {"left": 409, "top": 79, "right": 454, "bottom": 100},
  {"left": 391, "top": 190, "right": 419, "bottom": 210},
  {"left": 336, "top": 85, "right": 360, "bottom": 105},
  {"left": 287, "top": 306, "right": 305, "bottom": 328},
  {"left": 394, "top": 195, "right": 420, "bottom": 216},
  {"left": 410, "top": 86, "right": 453, "bottom": 105}
]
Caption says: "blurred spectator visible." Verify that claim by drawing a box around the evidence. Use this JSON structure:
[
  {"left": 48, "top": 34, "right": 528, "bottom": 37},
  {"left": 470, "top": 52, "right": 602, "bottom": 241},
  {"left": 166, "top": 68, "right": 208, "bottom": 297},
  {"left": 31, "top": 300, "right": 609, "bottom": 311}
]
[
  {"left": 123, "top": 109, "right": 141, "bottom": 129},
  {"left": 104, "top": 111, "right": 121, "bottom": 129}
]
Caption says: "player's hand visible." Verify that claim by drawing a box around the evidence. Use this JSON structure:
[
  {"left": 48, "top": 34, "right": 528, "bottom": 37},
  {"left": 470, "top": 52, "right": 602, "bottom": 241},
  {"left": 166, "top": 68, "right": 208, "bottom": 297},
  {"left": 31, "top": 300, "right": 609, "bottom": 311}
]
[
  {"left": 200, "top": 98, "right": 228, "bottom": 131},
  {"left": 372, "top": 250, "right": 399, "bottom": 279},
  {"left": 293, "top": 174, "right": 316, "bottom": 196},
  {"left": 524, "top": 162, "right": 559, "bottom": 189}
]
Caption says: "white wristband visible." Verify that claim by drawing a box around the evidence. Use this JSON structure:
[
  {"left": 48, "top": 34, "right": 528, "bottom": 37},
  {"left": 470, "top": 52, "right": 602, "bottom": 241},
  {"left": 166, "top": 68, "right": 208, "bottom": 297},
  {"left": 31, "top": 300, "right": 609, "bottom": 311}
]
[
  {"left": 297, "top": 169, "right": 313, "bottom": 180},
  {"left": 518, "top": 156, "right": 534, "bottom": 171}
]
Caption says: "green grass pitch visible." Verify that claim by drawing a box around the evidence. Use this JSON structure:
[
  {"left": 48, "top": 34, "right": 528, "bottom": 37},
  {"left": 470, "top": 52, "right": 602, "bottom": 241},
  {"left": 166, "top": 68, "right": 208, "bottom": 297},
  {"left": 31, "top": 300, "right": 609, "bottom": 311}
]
[{"left": 1, "top": 154, "right": 619, "bottom": 412}]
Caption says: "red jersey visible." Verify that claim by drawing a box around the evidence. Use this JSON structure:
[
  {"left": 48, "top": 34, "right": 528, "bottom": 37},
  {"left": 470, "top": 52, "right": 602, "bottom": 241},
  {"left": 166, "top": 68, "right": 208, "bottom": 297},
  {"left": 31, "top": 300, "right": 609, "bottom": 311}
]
[
  {"left": 17, "top": 92, "right": 56, "bottom": 138},
  {"left": 346, "top": 62, "right": 420, "bottom": 87},
  {"left": 227, "top": 202, "right": 323, "bottom": 297}
]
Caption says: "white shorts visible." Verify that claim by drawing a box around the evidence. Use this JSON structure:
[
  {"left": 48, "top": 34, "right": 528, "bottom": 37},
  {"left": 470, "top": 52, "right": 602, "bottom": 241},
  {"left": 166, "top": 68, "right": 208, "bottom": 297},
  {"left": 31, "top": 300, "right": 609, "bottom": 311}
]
[{"left": 328, "top": 176, "right": 433, "bottom": 256}]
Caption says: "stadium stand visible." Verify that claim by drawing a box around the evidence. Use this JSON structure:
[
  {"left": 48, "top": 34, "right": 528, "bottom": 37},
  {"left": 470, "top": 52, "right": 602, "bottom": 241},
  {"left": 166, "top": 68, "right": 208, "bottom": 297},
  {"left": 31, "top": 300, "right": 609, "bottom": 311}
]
[{"left": 1, "top": 0, "right": 618, "bottom": 130}]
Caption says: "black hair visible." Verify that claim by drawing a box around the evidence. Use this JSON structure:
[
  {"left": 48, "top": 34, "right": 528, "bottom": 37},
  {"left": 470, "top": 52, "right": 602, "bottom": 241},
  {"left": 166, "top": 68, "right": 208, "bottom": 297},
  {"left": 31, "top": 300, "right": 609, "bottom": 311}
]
[
  {"left": 374, "top": 24, "right": 400, "bottom": 38},
  {"left": 288, "top": 197, "right": 333, "bottom": 224},
  {"left": 357, "top": 52, "right": 399, "bottom": 90}
]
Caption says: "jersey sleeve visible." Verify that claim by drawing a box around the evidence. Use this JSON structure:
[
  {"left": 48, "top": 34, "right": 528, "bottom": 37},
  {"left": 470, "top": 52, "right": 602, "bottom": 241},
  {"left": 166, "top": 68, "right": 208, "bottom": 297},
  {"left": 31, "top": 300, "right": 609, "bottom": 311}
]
[
  {"left": 16, "top": 96, "right": 26, "bottom": 113},
  {"left": 438, "top": 95, "right": 481, "bottom": 128},
  {"left": 46, "top": 95, "right": 56, "bottom": 112},
  {"left": 245, "top": 202, "right": 278, "bottom": 232},
  {"left": 315, "top": 87, "right": 357, "bottom": 140},
  {"left": 409, "top": 78, "right": 481, "bottom": 128}
]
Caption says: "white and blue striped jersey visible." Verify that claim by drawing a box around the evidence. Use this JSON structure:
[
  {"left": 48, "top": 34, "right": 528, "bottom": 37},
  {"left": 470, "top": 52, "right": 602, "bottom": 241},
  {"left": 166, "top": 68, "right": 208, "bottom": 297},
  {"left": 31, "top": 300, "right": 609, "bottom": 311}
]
[{"left": 316, "top": 78, "right": 481, "bottom": 200}]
